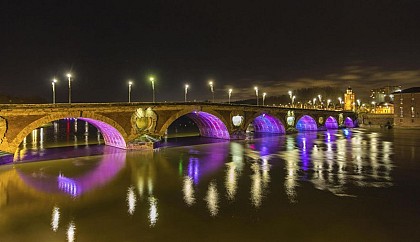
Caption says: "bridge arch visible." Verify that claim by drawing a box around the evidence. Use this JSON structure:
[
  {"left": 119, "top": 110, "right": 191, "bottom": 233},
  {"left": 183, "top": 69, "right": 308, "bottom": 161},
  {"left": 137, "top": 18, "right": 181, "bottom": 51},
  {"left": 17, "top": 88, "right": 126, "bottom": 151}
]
[
  {"left": 159, "top": 109, "right": 230, "bottom": 139},
  {"left": 325, "top": 116, "right": 339, "bottom": 129},
  {"left": 248, "top": 113, "right": 286, "bottom": 134},
  {"left": 10, "top": 113, "right": 128, "bottom": 153},
  {"left": 296, "top": 115, "right": 318, "bottom": 131},
  {"left": 344, "top": 117, "right": 355, "bottom": 128}
]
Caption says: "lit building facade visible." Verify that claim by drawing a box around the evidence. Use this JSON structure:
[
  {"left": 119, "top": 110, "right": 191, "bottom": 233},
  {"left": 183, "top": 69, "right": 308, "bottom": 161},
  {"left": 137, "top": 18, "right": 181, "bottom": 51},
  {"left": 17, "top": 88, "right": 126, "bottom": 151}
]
[
  {"left": 394, "top": 87, "right": 420, "bottom": 127},
  {"left": 344, "top": 87, "right": 355, "bottom": 111},
  {"left": 375, "top": 102, "right": 394, "bottom": 114},
  {"left": 370, "top": 85, "right": 401, "bottom": 103}
]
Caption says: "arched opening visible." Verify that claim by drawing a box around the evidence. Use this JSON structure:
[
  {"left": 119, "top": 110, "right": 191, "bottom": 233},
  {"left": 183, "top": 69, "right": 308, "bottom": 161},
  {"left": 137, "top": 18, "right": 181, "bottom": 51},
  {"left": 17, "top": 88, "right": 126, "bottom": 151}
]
[
  {"left": 166, "top": 111, "right": 229, "bottom": 140},
  {"left": 325, "top": 116, "right": 339, "bottom": 129},
  {"left": 250, "top": 114, "right": 285, "bottom": 134},
  {"left": 296, "top": 115, "right": 318, "bottom": 131},
  {"left": 14, "top": 117, "right": 126, "bottom": 161},
  {"left": 344, "top": 117, "right": 355, "bottom": 128}
]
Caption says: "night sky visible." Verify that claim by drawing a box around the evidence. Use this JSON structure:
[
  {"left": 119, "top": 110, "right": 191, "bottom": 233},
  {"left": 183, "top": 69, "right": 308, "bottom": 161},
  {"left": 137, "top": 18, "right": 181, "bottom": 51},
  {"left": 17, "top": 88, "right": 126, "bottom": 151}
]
[{"left": 1, "top": 1, "right": 420, "bottom": 103}]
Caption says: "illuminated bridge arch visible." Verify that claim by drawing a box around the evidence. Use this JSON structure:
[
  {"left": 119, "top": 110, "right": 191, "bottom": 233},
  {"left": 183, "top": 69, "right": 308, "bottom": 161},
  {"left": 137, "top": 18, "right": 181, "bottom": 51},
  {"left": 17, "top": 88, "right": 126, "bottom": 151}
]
[
  {"left": 251, "top": 113, "right": 285, "bottom": 134},
  {"left": 161, "top": 110, "right": 230, "bottom": 139},
  {"left": 296, "top": 115, "right": 318, "bottom": 131},
  {"left": 325, "top": 116, "right": 339, "bottom": 129},
  {"left": 10, "top": 114, "right": 128, "bottom": 153},
  {"left": 344, "top": 117, "right": 355, "bottom": 128}
]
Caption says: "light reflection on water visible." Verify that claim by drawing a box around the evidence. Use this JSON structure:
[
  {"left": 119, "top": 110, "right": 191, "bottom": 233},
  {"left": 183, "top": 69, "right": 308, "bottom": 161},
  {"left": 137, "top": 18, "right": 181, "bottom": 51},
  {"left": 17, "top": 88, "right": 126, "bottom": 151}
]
[{"left": 2, "top": 128, "right": 420, "bottom": 241}]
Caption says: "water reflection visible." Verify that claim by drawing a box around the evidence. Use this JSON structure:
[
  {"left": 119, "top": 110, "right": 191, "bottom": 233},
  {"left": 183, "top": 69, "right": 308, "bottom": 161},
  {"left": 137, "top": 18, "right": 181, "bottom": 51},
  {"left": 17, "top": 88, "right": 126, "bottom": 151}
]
[
  {"left": 148, "top": 196, "right": 159, "bottom": 227},
  {"left": 225, "top": 142, "right": 244, "bottom": 201},
  {"left": 127, "top": 186, "right": 137, "bottom": 215},
  {"left": 183, "top": 176, "right": 195, "bottom": 206},
  {"left": 51, "top": 206, "right": 60, "bottom": 232},
  {"left": 205, "top": 181, "right": 219, "bottom": 216},
  {"left": 16, "top": 147, "right": 126, "bottom": 197},
  {"left": 0, "top": 129, "right": 403, "bottom": 240},
  {"left": 67, "top": 220, "right": 76, "bottom": 242},
  {"left": 280, "top": 129, "right": 393, "bottom": 199}
]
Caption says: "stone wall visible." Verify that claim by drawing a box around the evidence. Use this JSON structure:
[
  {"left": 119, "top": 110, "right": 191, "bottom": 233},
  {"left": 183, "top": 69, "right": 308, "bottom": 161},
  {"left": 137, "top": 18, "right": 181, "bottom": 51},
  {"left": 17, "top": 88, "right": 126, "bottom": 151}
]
[{"left": 358, "top": 113, "right": 393, "bottom": 128}]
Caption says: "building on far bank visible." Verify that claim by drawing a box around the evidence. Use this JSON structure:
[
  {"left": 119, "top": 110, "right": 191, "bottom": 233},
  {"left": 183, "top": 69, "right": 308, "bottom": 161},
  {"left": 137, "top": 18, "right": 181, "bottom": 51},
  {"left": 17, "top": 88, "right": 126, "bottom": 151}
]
[
  {"left": 375, "top": 102, "right": 394, "bottom": 114},
  {"left": 394, "top": 87, "right": 420, "bottom": 127},
  {"left": 370, "top": 85, "right": 401, "bottom": 103},
  {"left": 344, "top": 87, "right": 355, "bottom": 111}
]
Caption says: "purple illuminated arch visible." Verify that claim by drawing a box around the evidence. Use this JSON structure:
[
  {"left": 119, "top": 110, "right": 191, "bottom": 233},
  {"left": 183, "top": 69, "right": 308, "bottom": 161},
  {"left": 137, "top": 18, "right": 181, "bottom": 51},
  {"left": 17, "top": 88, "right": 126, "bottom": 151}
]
[
  {"left": 252, "top": 114, "right": 285, "bottom": 134},
  {"left": 325, "top": 116, "right": 339, "bottom": 129},
  {"left": 344, "top": 117, "right": 355, "bottom": 128},
  {"left": 296, "top": 115, "right": 318, "bottom": 131},
  {"left": 78, "top": 118, "right": 126, "bottom": 149},
  {"left": 185, "top": 112, "right": 230, "bottom": 139}
]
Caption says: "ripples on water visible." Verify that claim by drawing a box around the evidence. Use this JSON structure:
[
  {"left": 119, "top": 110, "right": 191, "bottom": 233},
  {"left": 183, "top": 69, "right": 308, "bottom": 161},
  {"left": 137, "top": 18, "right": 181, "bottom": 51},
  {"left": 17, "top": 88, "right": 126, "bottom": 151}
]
[{"left": 1, "top": 125, "right": 420, "bottom": 241}]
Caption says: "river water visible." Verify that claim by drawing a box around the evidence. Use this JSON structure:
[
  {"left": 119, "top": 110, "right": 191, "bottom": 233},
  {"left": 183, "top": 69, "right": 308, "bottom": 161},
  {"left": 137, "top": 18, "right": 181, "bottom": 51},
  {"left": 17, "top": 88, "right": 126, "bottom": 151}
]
[{"left": 1, "top": 120, "right": 420, "bottom": 241}]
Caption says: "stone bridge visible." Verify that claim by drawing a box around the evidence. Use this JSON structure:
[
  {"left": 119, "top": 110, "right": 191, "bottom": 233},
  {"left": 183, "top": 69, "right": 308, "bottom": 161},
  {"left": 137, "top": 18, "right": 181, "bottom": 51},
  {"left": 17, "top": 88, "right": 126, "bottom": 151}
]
[{"left": 0, "top": 102, "right": 357, "bottom": 153}]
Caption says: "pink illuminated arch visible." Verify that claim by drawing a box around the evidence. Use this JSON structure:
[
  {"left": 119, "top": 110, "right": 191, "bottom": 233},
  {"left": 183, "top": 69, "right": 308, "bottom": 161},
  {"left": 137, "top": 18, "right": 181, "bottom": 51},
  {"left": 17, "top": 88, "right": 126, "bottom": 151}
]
[
  {"left": 252, "top": 114, "right": 285, "bottom": 134},
  {"left": 78, "top": 118, "right": 127, "bottom": 149},
  {"left": 325, "top": 116, "right": 339, "bottom": 129},
  {"left": 296, "top": 115, "right": 318, "bottom": 131},
  {"left": 186, "top": 112, "right": 230, "bottom": 139}
]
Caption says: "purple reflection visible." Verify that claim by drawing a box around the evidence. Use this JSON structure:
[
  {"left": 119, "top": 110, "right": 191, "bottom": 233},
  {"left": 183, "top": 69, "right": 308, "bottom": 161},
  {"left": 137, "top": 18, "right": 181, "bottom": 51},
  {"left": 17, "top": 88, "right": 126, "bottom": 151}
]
[
  {"left": 188, "top": 157, "right": 200, "bottom": 184},
  {"left": 296, "top": 115, "right": 318, "bottom": 131},
  {"left": 186, "top": 112, "right": 230, "bottom": 139},
  {"left": 17, "top": 147, "right": 126, "bottom": 196},
  {"left": 184, "top": 143, "right": 228, "bottom": 184},
  {"left": 296, "top": 132, "right": 317, "bottom": 174},
  {"left": 253, "top": 114, "right": 285, "bottom": 134},
  {"left": 325, "top": 116, "right": 339, "bottom": 129},
  {"left": 344, "top": 117, "right": 355, "bottom": 128},
  {"left": 251, "top": 136, "right": 285, "bottom": 157},
  {"left": 78, "top": 118, "right": 126, "bottom": 149}
]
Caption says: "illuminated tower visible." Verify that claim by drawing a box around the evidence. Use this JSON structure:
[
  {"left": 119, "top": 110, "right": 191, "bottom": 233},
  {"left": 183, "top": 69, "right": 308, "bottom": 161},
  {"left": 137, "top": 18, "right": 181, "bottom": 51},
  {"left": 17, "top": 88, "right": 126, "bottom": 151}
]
[{"left": 344, "top": 87, "right": 355, "bottom": 111}]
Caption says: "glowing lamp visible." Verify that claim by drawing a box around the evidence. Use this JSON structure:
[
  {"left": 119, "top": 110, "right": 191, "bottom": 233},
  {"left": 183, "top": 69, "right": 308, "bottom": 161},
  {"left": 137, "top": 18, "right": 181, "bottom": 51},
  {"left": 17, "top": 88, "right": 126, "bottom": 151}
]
[{"left": 232, "top": 115, "right": 244, "bottom": 127}]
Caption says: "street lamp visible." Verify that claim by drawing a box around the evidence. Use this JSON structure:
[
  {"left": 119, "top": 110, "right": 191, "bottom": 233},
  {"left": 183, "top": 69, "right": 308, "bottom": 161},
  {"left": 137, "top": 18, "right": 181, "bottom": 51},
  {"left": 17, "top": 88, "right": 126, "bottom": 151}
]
[
  {"left": 52, "top": 78, "right": 57, "bottom": 104},
  {"left": 292, "top": 95, "right": 296, "bottom": 107},
  {"left": 254, "top": 86, "right": 259, "bottom": 106},
  {"left": 263, "top": 92, "right": 267, "bottom": 106},
  {"left": 149, "top": 76, "right": 155, "bottom": 102},
  {"left": 185, "top": 84, "right": 189, "bottom": 102},
  {"left": 318, "top": 94, "right": 322, "bottom": 103},
  {"left": 128, "top": 81, "right": 133, "bottom": 103},
  {"left": 338, "top": 97, "right": 342, "bottom": 109},
  {"left": 66, "top": 73, "right": 72, "bottom": 104},
  {"left": 327, "top": 99, "right": 331, "bottom": 109},
  {"left": 209, "top": 81, "right": 214, "bottom": 102},
  {"left": 228, "top": 89, "right": 232, "bottom": 104},
  {"left": 313, "top": 98, "right": 317, "bottom": 109}
]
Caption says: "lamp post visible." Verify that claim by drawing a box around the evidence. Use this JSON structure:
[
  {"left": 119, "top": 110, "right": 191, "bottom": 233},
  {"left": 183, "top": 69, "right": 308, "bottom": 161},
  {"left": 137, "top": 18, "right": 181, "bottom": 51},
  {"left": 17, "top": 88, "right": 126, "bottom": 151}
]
[
  {"left": 338, "top": 97, "right": 342, "bottom": 110},
  {"left": 149, "top": 76, "right": 155, "bottom": 102},
  {"left": 228, "top": 89, "right": 232, "bottom": 104},
  {"left": 66, "top": 73, "right": 72, "bottom": 104},
  {"left": 254, "top": 86, "right": 259, "bottom": 106},
  {"left": 327, "top": 99, "right": 331, "bottom": 110},
  {"left": 292, "top": 95, "right": 296, "bottom": 107},
  {"left": 185, "top": 84, "right": 189, "bottom": 102},
  {"left": 313, "top": 98, "right": 317, "bottom": 109},
  {"left": 209, "top": 81, "right": 214, "bottom": 102},
  {"left": 52, "top": 78, "right": 57, "bottom": 104},
  {"left": 263, "top": 92, "right": 267, "bottom": 106},
  {"left": 128, "top": 81, "right": 133, "bottom": 103}
]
